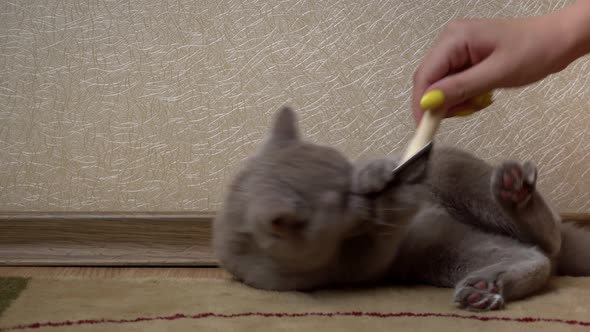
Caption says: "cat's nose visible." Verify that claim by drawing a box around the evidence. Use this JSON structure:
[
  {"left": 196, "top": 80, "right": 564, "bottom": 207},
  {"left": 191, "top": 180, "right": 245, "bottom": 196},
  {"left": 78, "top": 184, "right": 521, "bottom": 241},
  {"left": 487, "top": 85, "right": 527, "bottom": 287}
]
[{"left": 320, "top": 191, "right": 341, "bottom": 207}]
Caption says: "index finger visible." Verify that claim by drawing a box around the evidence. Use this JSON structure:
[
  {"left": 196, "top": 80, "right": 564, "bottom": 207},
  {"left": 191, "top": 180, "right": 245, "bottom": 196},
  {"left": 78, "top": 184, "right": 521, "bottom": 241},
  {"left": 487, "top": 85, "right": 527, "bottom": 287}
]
[{"left": 411, "top": 30, "right": 470, "bottom": 124}]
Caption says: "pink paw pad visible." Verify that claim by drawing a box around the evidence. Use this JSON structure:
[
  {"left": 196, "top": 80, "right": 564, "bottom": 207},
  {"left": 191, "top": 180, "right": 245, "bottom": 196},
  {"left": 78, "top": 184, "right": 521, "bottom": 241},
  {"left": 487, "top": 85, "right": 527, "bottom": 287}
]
[
  {"left": 474, "top": 280, "right": 487, "bottom": 290},
  {"left": 467, "top": 293, "right": 481, "bottom": 303},
  {"left": 497, "top": 165, "right": 532, "bottom": 205},
  {"left": 455, "top": 277, "right": 505, "bottom": 312},
  {"left": 465, "top": 280, "right": 502, "bottom": 309},
  {"left": 502, "top": 168, "right": 521, "bottom": 188}
]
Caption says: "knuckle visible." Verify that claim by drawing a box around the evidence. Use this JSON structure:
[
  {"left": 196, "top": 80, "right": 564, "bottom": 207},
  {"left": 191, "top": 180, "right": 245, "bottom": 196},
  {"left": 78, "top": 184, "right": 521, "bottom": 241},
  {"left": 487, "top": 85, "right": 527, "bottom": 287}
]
[
  {"left": 457, "top": 87, "right": 467, "bottom": 101},
  {"left": 452, "top": 81, "right": 468, "bottom": 101}
]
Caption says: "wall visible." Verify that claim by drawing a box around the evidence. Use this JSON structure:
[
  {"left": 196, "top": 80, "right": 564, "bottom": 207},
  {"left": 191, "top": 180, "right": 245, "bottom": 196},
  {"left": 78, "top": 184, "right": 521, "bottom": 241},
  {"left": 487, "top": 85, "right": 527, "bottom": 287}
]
[{"left": 1, "top": 0, "right": 588, "bottom": 212}]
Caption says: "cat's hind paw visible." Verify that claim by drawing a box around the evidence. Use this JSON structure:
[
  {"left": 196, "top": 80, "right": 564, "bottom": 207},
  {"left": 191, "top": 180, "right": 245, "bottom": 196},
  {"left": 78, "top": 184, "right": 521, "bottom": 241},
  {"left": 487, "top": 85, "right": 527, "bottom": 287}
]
[
  {"left": 454, "top": 277, "right": 505, "bottom": 312},
  {"left": 491, "top": 161, "right": 537, "bottom": 208}
]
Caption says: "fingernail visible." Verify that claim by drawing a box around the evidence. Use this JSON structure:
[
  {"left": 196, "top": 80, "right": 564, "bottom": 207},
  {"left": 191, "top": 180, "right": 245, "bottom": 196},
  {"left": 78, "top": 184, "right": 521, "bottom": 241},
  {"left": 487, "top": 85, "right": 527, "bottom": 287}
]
[
  {"left": 472, "top": 91, "right": 494, "bottom": 108},
  {"left": 454, "top": 109, "right": 476, "bottom": 117},
  {"left": 420, "top": 90, "right": 445, "bottom": 110}
]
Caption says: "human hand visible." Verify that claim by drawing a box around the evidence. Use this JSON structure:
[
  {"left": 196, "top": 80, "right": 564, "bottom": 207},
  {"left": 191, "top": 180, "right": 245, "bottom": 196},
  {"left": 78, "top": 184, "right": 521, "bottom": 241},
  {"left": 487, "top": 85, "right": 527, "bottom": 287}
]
[{"left": 412, "top": 15, "right": 575, "bottom": 124}]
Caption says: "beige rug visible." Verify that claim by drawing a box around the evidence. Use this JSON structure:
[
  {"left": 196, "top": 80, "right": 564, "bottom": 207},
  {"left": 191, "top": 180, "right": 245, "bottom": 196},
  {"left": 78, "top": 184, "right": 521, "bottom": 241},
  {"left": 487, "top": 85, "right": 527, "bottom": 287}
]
[{"left": 0, "top": 275, "right": 589, "bottom": 331}]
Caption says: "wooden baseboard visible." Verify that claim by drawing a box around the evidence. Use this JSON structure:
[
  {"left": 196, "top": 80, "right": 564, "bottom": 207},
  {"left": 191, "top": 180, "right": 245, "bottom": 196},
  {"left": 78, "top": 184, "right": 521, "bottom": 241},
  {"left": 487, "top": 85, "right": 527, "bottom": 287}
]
[
  {"left": 0, "top": 212, "right": 216, "bottom": 266},
  {"left": 0, "top": 212, "right": 588, "bottom": 266},
  {"left": 560, "top": 213, "right": 590, "bottom": 223}
]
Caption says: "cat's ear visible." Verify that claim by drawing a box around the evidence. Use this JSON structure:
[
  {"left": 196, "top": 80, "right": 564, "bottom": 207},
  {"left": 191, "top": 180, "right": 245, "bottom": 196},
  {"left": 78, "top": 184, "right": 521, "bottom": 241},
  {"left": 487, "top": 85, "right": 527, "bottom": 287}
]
[{"left": 268, "top": 106, "right": 300, "bottom": 146}]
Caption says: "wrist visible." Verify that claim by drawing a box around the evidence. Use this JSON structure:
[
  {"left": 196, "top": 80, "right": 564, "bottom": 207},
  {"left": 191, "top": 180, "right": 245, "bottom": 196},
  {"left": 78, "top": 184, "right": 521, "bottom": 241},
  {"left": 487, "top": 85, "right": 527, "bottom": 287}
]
[{"left": 553, "top": 1, "right": 590, "bottom": 65}]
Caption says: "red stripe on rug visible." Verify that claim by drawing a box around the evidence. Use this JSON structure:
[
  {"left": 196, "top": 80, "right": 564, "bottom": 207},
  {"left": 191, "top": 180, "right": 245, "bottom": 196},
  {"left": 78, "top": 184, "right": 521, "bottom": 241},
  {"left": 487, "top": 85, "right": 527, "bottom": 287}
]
[{"left": 1, "top": 311, "right": 589, "bottom": 331}]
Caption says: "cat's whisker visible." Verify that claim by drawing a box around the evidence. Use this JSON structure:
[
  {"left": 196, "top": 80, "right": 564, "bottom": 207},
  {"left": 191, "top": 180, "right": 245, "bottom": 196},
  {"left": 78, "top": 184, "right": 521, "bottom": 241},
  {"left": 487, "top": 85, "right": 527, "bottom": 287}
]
[
  {"left": 377, "top": 231, "right": 400, "bottom": 237},
  {"left": 375, "top": 220, "right": 403, "bottom": 226},
  {"left": 380, "top": 225, "right": 403, "bottom": 234},
  {"left": 380, "top": 207, "right": 410, "bottom": 212}
]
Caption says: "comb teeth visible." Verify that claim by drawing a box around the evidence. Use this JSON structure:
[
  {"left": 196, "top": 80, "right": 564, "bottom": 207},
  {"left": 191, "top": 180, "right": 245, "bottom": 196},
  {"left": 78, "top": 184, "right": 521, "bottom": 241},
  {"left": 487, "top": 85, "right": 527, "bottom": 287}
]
[{"left": 393, "top": 141, "right": 433, "bottom": 177}]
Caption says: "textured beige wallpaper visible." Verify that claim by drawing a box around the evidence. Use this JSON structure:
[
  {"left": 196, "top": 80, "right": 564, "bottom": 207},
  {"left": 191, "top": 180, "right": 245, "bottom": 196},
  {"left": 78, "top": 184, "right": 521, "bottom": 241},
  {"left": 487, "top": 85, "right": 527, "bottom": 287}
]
[{"left": 0, "top": 0, "right": 588, "bottom": 212}]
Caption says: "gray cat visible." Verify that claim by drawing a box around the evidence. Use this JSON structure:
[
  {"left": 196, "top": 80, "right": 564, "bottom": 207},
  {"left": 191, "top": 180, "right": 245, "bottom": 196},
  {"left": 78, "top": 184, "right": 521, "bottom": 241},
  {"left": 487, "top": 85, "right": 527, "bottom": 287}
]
[{"left": 213, "top": 106, "right": 590, "bottom": 311}]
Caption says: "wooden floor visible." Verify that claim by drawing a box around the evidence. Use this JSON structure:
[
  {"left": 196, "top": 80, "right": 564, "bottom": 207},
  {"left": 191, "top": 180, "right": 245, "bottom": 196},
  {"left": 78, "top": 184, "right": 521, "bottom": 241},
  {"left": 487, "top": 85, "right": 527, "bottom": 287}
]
[{"left": 0, "top": 267, "right": 229, "bottom": 279}]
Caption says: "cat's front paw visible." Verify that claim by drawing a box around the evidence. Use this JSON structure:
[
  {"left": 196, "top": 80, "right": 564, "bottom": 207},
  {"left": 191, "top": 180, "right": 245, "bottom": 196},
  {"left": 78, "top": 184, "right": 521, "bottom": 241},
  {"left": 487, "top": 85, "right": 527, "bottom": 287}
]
[
  {"left": 352, "top": 158, "right": 398, "bottom": 194},
  {"left": 491, "top": 161, "right": 537, "bottom": 208},
  {"left": 454, "top": 274, "right": 505, "bottom": 312}
]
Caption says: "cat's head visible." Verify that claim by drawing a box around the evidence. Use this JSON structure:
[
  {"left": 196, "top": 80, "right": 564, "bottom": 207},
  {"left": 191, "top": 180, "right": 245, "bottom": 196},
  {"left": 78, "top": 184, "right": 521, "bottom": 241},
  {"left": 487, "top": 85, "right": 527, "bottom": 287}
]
[
  {"left": 213, "top": 106, "right": 356, "bottom": 286},
  {"left": 213, "top": 106, "right": 429, "bottom": 290}
]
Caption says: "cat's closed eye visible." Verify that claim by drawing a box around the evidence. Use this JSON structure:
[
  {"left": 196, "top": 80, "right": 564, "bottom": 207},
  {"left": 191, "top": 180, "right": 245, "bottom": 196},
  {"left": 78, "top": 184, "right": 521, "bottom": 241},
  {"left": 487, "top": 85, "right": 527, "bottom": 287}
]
[{"left": 270, "top": 215, "right": 307, "bottom": 238}]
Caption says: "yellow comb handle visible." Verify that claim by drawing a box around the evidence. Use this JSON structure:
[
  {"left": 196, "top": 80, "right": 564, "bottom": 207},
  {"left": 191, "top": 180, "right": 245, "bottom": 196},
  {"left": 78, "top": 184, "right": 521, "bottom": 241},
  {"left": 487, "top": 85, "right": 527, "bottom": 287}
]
[
  {"left": 401, "top": 108, "right": 445, "bottom": 163},
  {"left": 401, "top": 90, "right": 493, "bottom": 163}
]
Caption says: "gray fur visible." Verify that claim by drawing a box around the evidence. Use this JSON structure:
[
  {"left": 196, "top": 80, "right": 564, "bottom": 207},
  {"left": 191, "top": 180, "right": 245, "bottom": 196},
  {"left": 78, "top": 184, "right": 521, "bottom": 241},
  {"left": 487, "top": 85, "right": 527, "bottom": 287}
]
[{"left": 212, "top": 106, "right": 590, "bottom": 311}]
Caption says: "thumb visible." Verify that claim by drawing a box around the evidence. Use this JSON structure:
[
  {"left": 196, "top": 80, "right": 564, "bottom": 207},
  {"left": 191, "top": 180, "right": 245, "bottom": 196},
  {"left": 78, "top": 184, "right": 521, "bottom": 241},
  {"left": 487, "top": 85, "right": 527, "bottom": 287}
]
[{"left": 425, "top": 54, "right": 506, "bottom": 110}]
